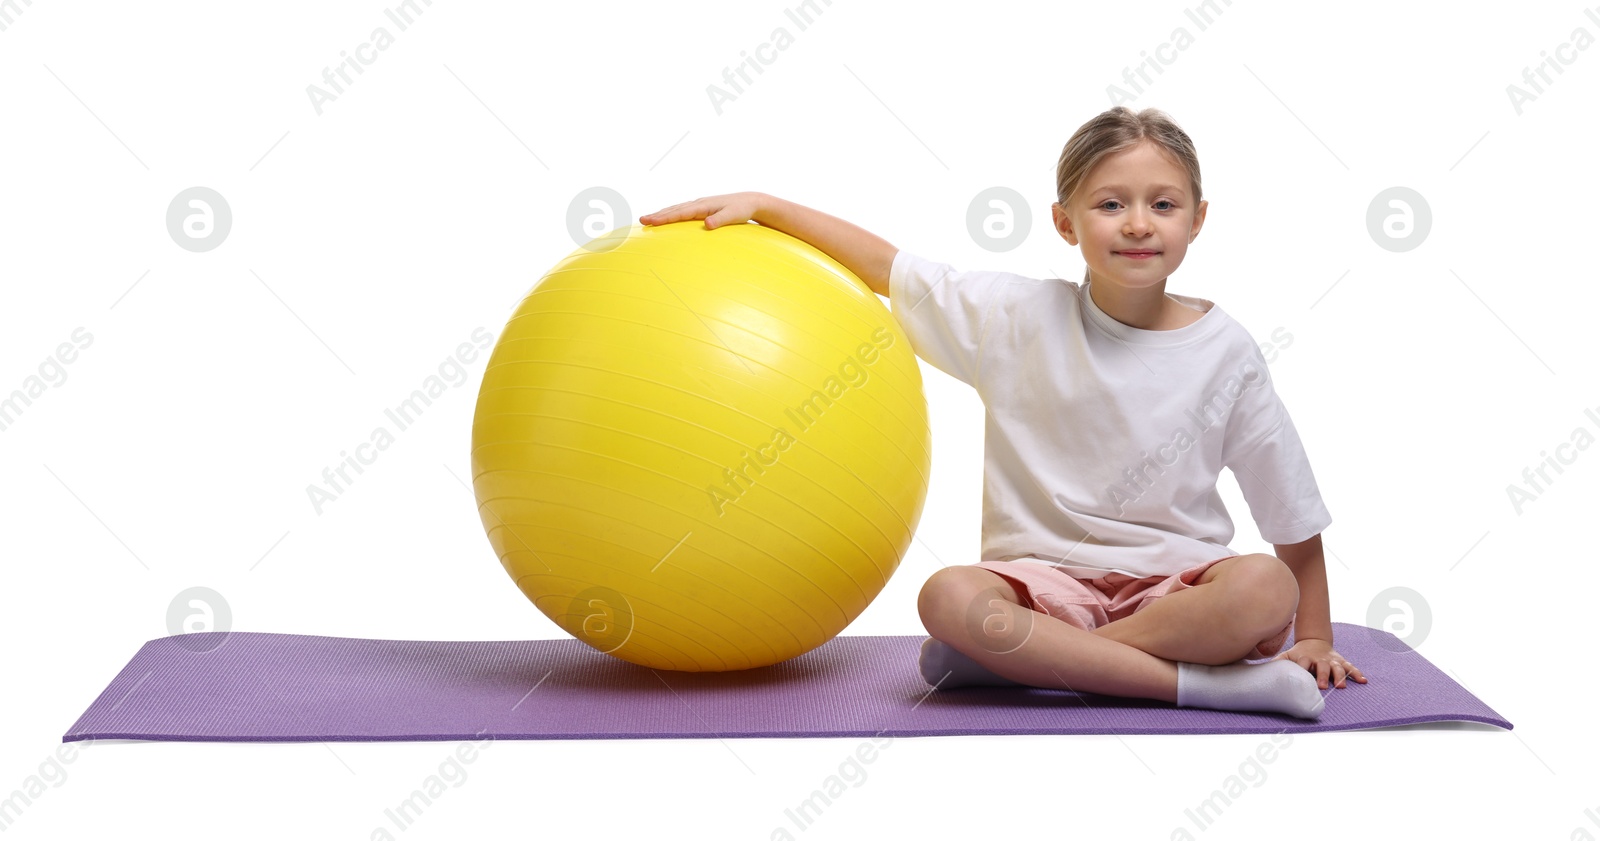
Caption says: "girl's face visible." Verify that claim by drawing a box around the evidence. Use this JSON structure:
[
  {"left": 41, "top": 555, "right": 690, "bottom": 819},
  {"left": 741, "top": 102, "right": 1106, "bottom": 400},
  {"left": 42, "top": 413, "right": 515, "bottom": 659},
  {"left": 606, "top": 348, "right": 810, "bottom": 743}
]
[{"left": 1052, "top": 140, "right": 1207, "bottom": 292}]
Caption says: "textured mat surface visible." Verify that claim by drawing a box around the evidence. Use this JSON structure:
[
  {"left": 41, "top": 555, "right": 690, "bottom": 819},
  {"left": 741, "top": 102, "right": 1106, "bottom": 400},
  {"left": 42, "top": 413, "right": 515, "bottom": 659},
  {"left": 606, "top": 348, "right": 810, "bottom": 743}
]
[{"left": 63, "top": 621, "right": 1510, "bottom": 742}]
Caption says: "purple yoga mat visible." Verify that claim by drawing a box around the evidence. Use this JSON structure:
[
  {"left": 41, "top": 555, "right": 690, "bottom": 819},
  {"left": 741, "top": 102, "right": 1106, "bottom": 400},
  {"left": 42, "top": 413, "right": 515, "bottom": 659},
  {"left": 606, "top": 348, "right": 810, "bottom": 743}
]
[{"left": 63, "top": 621, "right": 1509, "bottom": 743}]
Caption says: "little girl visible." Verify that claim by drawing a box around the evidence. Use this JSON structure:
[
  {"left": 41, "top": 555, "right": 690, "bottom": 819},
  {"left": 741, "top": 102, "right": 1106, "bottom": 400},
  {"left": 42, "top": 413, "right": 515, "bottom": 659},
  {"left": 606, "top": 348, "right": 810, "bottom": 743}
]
[{"left": 641, "top": 106, "right": 1366, "bottom": 719}]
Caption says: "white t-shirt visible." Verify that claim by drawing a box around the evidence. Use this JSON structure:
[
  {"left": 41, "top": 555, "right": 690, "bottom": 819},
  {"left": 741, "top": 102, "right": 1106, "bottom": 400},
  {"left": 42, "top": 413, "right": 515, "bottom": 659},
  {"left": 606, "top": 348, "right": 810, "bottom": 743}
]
[{"left": 888, "top": 249, "right": 1332, "bottom": 580}]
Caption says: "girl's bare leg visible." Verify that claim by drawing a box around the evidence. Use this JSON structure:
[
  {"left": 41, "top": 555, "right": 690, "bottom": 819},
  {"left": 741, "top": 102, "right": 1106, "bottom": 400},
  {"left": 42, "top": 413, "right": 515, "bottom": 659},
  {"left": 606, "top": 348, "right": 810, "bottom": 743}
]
[
  {"left": 915, "top": 557, "right": 1298, "bottom": 703},
  {"left": 917, "top": 566, "right": 1181, "bottom": 702},
  {"left": 1089, "top": 554, "right": 1299, "bottom": 664}
]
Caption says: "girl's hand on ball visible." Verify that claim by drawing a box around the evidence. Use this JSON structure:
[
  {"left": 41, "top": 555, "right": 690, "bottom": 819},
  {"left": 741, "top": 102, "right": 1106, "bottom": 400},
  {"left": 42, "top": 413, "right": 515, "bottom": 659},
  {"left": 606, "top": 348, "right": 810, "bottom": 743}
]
[{"left": 640, "top": 192, "right": 767, "bottom": 230}]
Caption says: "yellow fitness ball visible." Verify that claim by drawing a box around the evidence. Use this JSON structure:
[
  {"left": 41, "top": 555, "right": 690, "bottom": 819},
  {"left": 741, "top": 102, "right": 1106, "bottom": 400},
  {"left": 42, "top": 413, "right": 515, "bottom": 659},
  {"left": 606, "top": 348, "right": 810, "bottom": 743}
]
[{"left": 470, "top": 220, "right": 932, "bottom": 671}]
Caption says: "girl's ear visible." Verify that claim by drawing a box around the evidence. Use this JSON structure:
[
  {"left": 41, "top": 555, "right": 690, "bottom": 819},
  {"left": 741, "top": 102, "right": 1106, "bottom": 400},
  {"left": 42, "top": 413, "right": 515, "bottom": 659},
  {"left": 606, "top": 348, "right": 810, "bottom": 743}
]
[
  {"left": 1053, "top": 202, "right": 1080, "bottom": 246},
  {"left": 1189, "top": 199, "right": 1208, "bottom": 242}
]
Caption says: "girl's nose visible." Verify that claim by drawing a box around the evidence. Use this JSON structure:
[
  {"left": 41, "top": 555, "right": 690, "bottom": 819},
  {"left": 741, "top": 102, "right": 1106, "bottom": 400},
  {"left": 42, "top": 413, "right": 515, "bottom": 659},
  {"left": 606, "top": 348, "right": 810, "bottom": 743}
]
[{"left": 1124, "top": 211, "right": 1152, "bottom": 235}]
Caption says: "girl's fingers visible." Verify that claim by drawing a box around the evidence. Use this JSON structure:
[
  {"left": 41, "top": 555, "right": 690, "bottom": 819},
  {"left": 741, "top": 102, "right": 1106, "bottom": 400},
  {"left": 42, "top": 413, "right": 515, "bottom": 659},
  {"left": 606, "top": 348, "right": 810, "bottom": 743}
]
[
  {"left": 643, "top": 201, "right": 696, "bottom": 218},
  {"left": 645, "top": 202, "right": 722, "bottom": 223},
  {"left": 1330, "top": 652, "right": 1366, "bottom": 683},
  {"left": 1329, "top": 660, "right": 1368, "bottom": 687}
]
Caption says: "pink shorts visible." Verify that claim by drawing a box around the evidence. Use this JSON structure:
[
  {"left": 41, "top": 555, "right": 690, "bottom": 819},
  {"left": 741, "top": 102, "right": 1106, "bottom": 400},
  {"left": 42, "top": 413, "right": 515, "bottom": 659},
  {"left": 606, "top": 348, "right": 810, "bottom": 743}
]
[{"left": 971, "top": 555, "right": 1294, "bottom": 660}]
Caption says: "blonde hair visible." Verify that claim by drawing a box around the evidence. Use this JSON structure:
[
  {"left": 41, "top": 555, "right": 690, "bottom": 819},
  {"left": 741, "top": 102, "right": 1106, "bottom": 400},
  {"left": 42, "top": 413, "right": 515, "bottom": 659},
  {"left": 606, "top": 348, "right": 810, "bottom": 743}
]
[{"left": 1054, "top": 106, "right": 1202, "bottom": 208}]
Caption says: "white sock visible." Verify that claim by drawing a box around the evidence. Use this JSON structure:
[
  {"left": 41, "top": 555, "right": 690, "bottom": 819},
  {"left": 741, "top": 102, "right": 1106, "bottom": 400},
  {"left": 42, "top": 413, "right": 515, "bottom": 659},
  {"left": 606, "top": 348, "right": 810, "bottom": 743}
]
[
  {"left": 918, "top": 637, "right": 1024, "bottom": 688},
  {"left": 1176, "top": 659, "right": 1326, "bottom": 719}
]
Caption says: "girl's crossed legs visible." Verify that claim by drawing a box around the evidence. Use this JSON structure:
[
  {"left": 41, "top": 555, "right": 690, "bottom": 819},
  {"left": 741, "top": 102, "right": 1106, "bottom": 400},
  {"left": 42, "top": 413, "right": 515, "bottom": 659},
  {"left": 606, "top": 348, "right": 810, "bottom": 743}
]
[{"left": 916, "top": 555, "right": 1321, "bottom": 715}]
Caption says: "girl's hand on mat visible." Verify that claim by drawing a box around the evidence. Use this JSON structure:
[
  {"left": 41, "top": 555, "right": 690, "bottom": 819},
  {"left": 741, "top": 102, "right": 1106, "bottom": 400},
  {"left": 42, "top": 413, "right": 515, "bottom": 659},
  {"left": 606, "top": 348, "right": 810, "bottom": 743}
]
[
  {"left": 1275, "top": 638, "right": 1367, "bottom": 690},
  {"left": 640, "top": 193, "right": 766, "bottom": 230}
]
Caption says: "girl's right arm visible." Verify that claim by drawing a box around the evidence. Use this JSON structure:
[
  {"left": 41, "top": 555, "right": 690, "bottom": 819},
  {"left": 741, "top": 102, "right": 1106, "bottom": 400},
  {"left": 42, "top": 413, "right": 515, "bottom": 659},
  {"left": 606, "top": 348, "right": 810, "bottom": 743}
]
[{"left": 639, "top": 192, "right": 896, "bottom": 297}]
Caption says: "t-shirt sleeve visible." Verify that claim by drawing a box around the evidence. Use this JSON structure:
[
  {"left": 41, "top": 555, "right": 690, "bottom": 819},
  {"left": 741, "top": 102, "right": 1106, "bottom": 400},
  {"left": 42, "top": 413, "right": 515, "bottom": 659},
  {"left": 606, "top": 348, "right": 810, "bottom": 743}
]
[
  {"left": 887, "top": 249, "right": 1009, "bottom": 387},
  {"left": 1226, "top": 405, "right": 1333, "bottom": 546}
]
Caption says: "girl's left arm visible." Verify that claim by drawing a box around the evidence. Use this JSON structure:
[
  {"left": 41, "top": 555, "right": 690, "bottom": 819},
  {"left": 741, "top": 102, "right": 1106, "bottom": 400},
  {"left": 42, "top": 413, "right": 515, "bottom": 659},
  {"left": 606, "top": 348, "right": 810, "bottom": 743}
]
[
  {"left": 1273, "top": 533, "right": 1368, "bottom": 688},
  {"left": 1274, "top": 533, "right": 1332, "bottom": 644}
]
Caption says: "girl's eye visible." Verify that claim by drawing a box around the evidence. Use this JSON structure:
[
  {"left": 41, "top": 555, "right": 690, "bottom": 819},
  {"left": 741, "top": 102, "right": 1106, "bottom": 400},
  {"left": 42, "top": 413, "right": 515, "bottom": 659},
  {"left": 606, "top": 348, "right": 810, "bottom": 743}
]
[
  {"left": 1154, "top": 200, "right": 1175, "bottom": 211},
  {"left": 1099, "top": 200, "right": 1122, "bottom": 211}
]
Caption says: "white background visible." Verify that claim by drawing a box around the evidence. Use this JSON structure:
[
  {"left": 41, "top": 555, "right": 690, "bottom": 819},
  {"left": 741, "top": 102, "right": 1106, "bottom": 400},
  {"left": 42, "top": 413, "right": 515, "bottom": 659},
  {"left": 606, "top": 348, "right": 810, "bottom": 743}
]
[{"left": 3, "top": 1, "right": 1597, "bottom": 838}]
